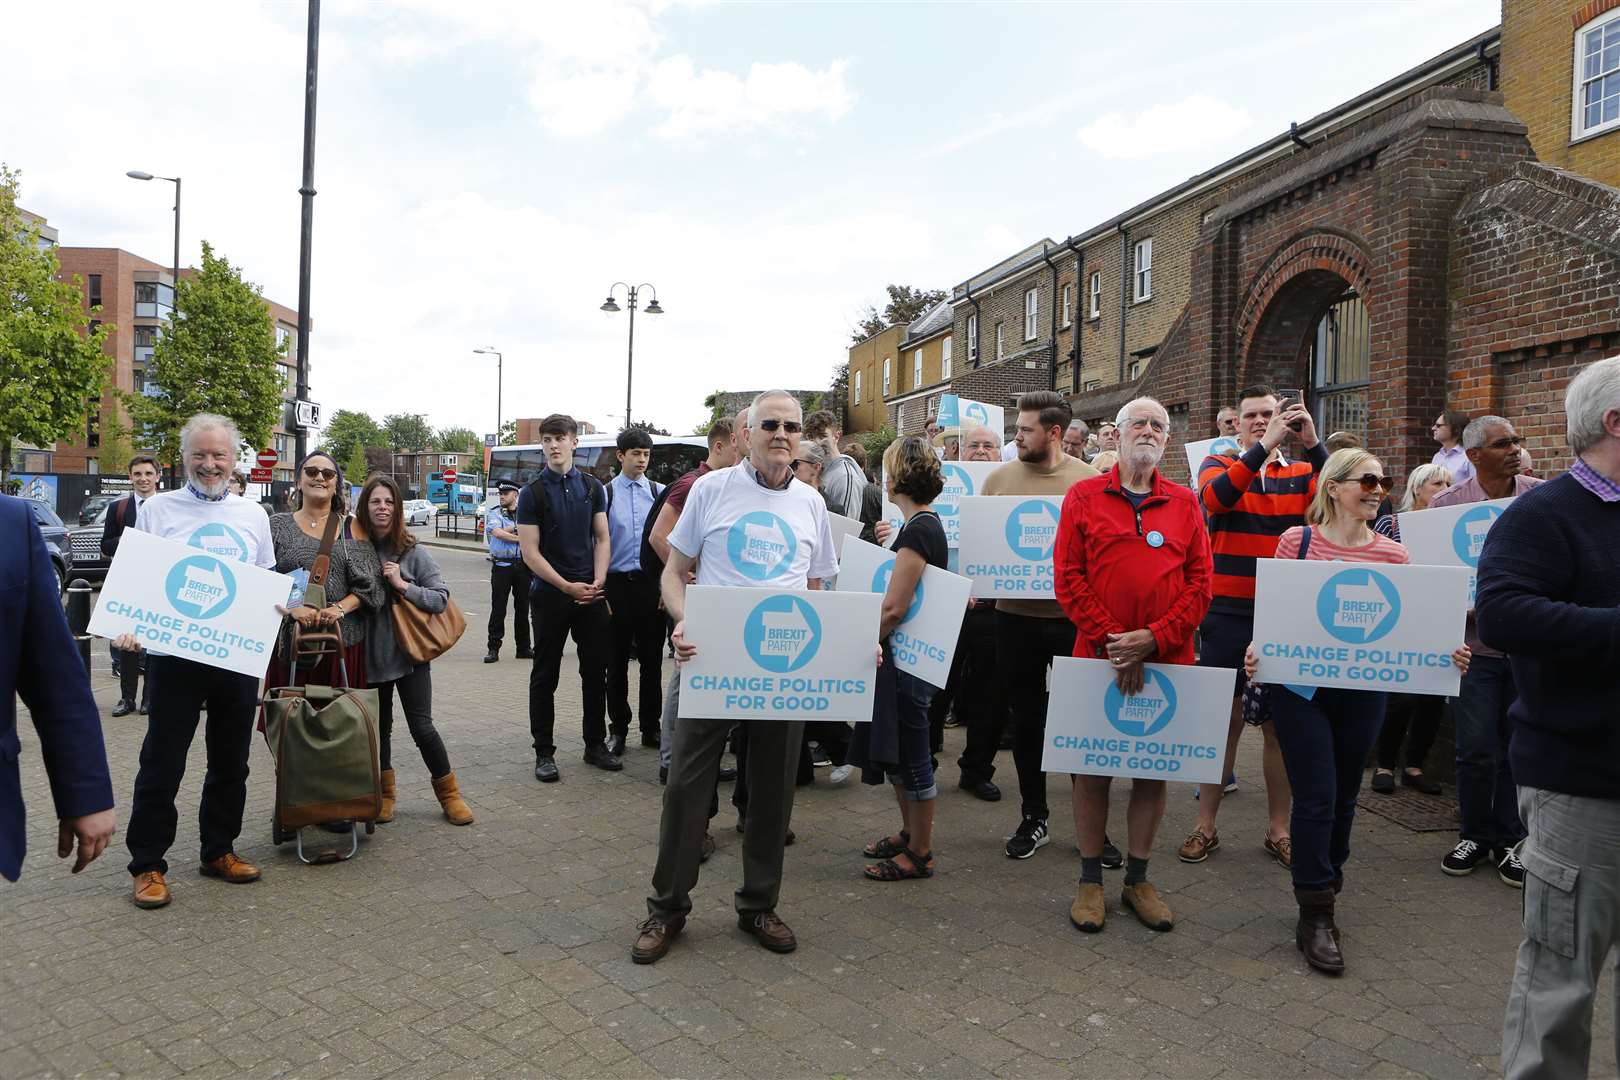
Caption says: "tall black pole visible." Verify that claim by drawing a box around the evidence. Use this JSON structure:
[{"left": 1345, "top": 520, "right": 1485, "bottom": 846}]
[
  {"left": 171, "top": 177, "right": 181, "bottom": 302},
  {"left": 624, "top": 290, "right": 636, "bottom": 429},
  {"left": 294, "top": 0, "right": 320, "bottom": 464}
]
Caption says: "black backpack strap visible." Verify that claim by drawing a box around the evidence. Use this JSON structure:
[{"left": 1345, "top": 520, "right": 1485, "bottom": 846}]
[{"left": 1297, "top": 526, "right": 1312, "bottom": 560}]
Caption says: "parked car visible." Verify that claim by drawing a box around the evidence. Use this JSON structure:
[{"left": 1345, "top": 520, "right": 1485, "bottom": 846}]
[
  {"left": 64, "top": 501, "right": 114, "bottom": 585},
  {"left": 24, "top": 498, "right": 71, "bottom": 593},
  {"left": 403, "top": 499, "right": 435, "bottom": 526},
  {"left": 78, "top": 493, "right": 123, "bottom": 526}
]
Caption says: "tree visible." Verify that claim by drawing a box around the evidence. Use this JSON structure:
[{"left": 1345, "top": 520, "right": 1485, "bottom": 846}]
[
  {"left": 498, "top": 419, "right": 518, "bottom": 446},
  {"left": 695, "top": 390, "right": 728, "bottom": 435},
  {"left": 0, "top": 164, "right": 113, "bottom": 483},
  {"left": 343, "top": 442, "right": 369, "bottom": 486},
  {"left": 849, "top": 284, "right": 947, "bottom": 345},
  {"left": 859, "top": 425, "right": 898, "bottom": 468},
  {"left": 625, "top": 420, "right": 671, "bottom": 437},
  {"left": 124, "top": 240, "right": 285, "bottom": 465},
  {"left": 434, "top": 426, "right": 479, "bottom": 455},
  {"left": 97, "top": 408, "right": 136, "bottom": 478},
  {"left": 320, "top": 408, "right": 384, "bottom": 465},
  {"left": 826, "top": 363, "right": 850, "bottom": 430},
  {"left": 382, "top": 412, "right": 433, "bottom": 451}
]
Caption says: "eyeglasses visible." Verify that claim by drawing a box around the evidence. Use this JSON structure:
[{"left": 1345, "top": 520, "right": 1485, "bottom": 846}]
[
  {"left": 757, "top": 419, "right": 802, "bottom": 433},
  {"left": 302, "top": 466, "right": 338, "bottom": 481},
  {"left": 1341, "top": 474, "right": 1395, "bottom": 493},
  {"left": 1483, "top": 435, "right": 1523, "bottom": 450}
]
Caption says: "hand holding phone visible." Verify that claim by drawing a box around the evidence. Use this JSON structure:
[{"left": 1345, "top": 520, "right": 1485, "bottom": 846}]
[{"left": 1278, "top": 388, "right": 1306, "bottom": 432}]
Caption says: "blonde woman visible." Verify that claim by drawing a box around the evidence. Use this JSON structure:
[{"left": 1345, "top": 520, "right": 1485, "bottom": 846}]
[
  {"left": 1244, "top": 448, "right": 1471, "bottom": 974},
  {"left": 1373, "top": 463, "right": 1452, "bottom": 541}
]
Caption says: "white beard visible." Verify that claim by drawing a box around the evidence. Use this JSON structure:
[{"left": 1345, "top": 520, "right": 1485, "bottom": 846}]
[{"left": 189, "top": 471, "right": 230, "bottom": 498}]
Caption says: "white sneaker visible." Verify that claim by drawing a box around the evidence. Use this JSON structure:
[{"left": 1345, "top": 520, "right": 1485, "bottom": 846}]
[{"left": 828, "top": 764, "right": 854, "bottom": 784}]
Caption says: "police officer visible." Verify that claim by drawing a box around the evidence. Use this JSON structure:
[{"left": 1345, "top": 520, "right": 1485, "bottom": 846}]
[{"left": 484, "top": 481, "right": 532, "bottom": 664}]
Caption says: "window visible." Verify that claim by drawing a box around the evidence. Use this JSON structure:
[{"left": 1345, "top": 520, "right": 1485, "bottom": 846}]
[
  {"left": 88, "top": 274, "right": 102, "bottom": 308},
  {"left": 912, "top": 349, "right": 923, "bottom": 388},
  {"left": 133, "top": 324, "right": 158, "bottom": 366},
  {"left": 854, "top": 369, "right": 862, "bottom": 405},
  {"left": 134, "top": 281, "right": 174, "bottom": 319},
  {"left": 1127, "top": 360, "right": 1142, "bottom": 381},
  {"left": 1062, "top": 284, "right": 1073, "bottom": 327},
  {"left": 1084, "top": 379, "right": 1102, "bottom": 392},
  {"left": 967, "top": 313, "right": 979, "bottom": 364},
  {"left": 1575, "top": 12, "right": 1620, "bottom": 140},
  {"left": 1089, "top": 272, "right": 1102, "bottom": 319},
  {"left": 882, "top": 357, "right": 891, "bottom": 396},
  {"left": 1309, "top": 289, "right": 1372, "bottom": 443},
  {"left": 1134, "top": 238, "right": 1153, "bottom": 302},
  {"left": 1023, "top": 288, "right": 1039, "bottom": 341},
  {"left": 941, "top": 337, "right": 952, "bottom": 378},
  {"left": 995, "top": 322, "right": 1005, "bottom": 360}
]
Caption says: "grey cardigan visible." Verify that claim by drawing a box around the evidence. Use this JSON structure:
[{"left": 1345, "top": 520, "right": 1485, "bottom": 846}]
[{"left": 365, "top": 540, "right": 450, "bottom": 684}]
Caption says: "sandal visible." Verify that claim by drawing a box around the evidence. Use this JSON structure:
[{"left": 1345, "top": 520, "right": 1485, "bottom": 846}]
[
  {"left": 863, "top": 846, "right": 935, "bottom": 881},
  {"left": 862, "top": 830, "right": 909, "bottom": 859}
]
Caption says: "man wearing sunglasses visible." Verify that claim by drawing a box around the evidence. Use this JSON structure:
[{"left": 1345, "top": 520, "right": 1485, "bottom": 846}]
[{"left": 1429, "top": 415, "right": 1541, "bottom": 886}]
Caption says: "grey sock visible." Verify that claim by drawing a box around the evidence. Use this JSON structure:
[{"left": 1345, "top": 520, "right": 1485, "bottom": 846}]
[
  {"left": 1080, "top": 856, "right": 1104, "bottom": 886},
  {"left": 1125, "top": 856, "right": 1149, "bottom": 886}
]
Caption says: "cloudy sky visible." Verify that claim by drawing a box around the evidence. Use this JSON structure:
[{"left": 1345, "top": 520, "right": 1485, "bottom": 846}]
[{"left": 5, "top": 0, "right": 1498, "bottom": 437}]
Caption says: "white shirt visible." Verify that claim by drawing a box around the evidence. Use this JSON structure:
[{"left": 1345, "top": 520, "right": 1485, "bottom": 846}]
[
  {"left": 1001, "top": 440, "right": 1018, "bottom": 462},
  {"left": 668, "top": 460, "right": 837, "bottom": 589},
  {"left": 136, "top": 488, "right": 276, "bottom": 569}
]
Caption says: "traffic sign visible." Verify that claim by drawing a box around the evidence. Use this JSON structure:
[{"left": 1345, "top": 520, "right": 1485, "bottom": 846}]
[
  {"left": 249, "top": 467, "right": 273, "bottom": 483},
  {"left": 256, "top": 448, "right": 278, "bottom": 468},
  {"left": 442, "top": 469, "right": 458, "bottom": 483}
]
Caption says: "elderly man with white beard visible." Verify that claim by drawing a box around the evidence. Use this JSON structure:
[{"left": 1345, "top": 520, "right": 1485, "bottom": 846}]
[
  {"left": 1053, "top": 397, "right": 1213, "bottom": 934},
  {"left": 114, "top": 414, "right": 278, "bottom": 910}
]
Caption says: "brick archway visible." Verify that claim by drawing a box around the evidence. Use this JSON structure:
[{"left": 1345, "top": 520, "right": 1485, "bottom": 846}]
[{"left": 1234, "top": 231, "right": 1374, "bottom": 390}]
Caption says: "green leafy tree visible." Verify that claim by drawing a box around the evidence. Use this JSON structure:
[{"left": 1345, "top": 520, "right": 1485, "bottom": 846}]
[
  {"left": 498, "top": 419, "right": 518, "bottom": 446},
  {"left": 320, "top": 408, "right": 384, "bottom": 464},
  {"left": 97, "top": 408, "right": 136, "bottom": 478},
  {"left": 343, "top": 442, "right": 369, "bottom": 486},
  {"left": 859, "top": 425, "right": 897, "bottom": 468},
  {"left": 434, "top": 426, "right": 479, "bottom": 454},
  {"left": 826, "top": 363, "right": 850, "bottom": 430},
  {"left": 625, "top": 420, "right": 671, "bottom": 437},
  {"left": 383, "top": 412, "right": 433, "bottom": 451},
  {"left": 696, "top": 390, "right": 728, "bottom": 434},
  {"left": 124, "top": 240, "right": 285, "bottom": 465},
  {"left": 849, "top": 284, "right": 946, "bottom": 345},
  {"left": 0, "top": 164, "right": 114, "bottom": 483}
]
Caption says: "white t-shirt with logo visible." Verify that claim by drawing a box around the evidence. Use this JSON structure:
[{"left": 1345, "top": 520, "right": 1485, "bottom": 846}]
[
  {"left": 136, "top": 489, "right": 277, "bottom": 570},
  {"left": 668, "top": 463, "right": 837, "bottom": 589}
]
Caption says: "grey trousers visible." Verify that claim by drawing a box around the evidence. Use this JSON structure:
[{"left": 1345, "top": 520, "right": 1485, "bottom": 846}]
[
  {"left": 648, "top": 681, "right": 802, "bottom": 920},
  {"left": 1502, "top": 786, "right": 1620, "bottom": 1079}
]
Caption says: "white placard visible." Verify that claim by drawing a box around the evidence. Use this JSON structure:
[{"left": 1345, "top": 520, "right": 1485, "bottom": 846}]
[
  {"left": 956, "top": 495, "right": 1062, "bottom": 599},
  {"left": 827, "top": 511, "right": 865, "bottom": 559},
  {"left": 1253, "top": 560, "right": 1471, "bottom": 696},
  {"left": 1396, "top": 497, "right": 1515, "bottom": 604},
  {"left": 678, "top": 585, "right": 880, "bottom": 722},
  {"left": 89, "top": 529, "right": 292, "bottom": 677},
  {"left": 882, "top": 460, "right": 999, "bottom": 551},
  {"left": 1043, "top": 658, "right": 1236, "bottom": 784},
  {"left": 1182, "top": 435, "right": 1242, "bottom": 481},
  {"left": 837, "top": 537, "right": 973, "bottom": 687},
  {"left": 936, "top": 394, "right": 1005, "bottom": 440}
]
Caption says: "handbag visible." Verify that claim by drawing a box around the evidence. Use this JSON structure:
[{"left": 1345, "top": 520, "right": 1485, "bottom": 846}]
[{"left": 388, "top": 577, "right": 467, "bottom": 665}]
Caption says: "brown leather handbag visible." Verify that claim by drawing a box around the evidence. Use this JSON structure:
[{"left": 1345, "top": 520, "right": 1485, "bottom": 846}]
[{"left": 389, "top": 587, "right": 466, "bottom": 664}]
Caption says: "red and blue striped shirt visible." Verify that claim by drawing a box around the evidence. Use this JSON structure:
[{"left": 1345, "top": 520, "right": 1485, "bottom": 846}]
[{"left": 1199, "top": 441, "right": 1329, "bottom": 615}]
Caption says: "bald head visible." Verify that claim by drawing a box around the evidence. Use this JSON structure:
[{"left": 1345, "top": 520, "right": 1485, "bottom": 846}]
[{"left": 732, "top": 408, "right": 750, "bottom": 456}]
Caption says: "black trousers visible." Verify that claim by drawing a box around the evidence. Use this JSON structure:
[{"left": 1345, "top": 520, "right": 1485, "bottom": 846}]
[
  {"left": 529, "top": 588, "right": 611, "bottom": 758},
  {"left": 125, "top": 655, "right": 258, "bottom": 875},
  {"left": 995, "top": 610, "right": 1078, "bottom": 821},
  {"left": 488, "top": 561, "right": 532, "bottom": 653},
  {"left": 376, "top": 664, "right": 450, "bottom": 778},
  {"left": 114, "top": 645, "right": 149, "bottom": 708},
  {"left": 604, "top": 571, "right": 665, "bottom": 740},
  {"left": 938, "top": 605, "right": 1006, "bottom": 783},
  {"left": 1377, "top": 692, "right": 1443, "bottom": 771}
]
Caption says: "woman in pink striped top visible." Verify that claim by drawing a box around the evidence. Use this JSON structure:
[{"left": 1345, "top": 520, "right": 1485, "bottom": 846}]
[{"left": 1244, "top": 448, "right": 1471, "bottom": 976}]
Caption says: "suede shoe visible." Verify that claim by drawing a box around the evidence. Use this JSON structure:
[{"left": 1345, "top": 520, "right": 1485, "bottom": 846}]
[
  {"left": 739, "top": 911, "right": 797, "bottom": 953},
  {"left": 535, "top": 757, "right": 560, "bottom": 783},
  {"left": 1069, "top": 883, "right": 1106, "bottom": 932},
  {"left": 631, "top": 915, "right": 684, "bottom": 965},
  {"left": 584, "top": 745, "right": 624, "bottom": 772},
  {"left": 1122, "top": 882, "right": 1174, "bottom": 931},
  {"left": 199, "top": 852, "right": 261, "bottom": 884},
  {"left": 132, "top": 870, "right": 171, "bottom": 909}
]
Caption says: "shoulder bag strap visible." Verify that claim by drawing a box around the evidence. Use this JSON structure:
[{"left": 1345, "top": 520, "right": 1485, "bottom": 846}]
[
  {"left": 308, "top": 509, "right": 344, "bottom": 588},
  {"left": 1297, "top": 526, "right": 1312, "bottom": 560}
]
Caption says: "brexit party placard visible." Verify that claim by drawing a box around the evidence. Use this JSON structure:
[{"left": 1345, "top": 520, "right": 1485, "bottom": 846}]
[
  {"left": 1043, "top": 658, "right": 1236, "bottom": 784},
  {"left": 1396, "top": 497, "right": 1515, "bottom": 604},
  {"left": 935, "top": 394, "right": 1005, "bottom": 440},
  {"left": 881, "top": 460, "right": 999, "bottom": 552},
  {"left": 956, "top": 495, "right": 1062, "bottom": 598},
  {"left": 837, "top": 537, "right": 973, "bottom": 687},
  {"left": 678, "top": 585, "right": 880, "bottom": 722},
  {"left": 1253, "top": 560, "right": 1471, "bottom": 696},
  {"left": 827, "top": 511, "right": 865, "bottom": 559},
  {"left": 89, "top": 528, "right": 292, "bottom": 677},
  {"left": 1183, "top": 435, "right": 1242, "bottom": 480}
]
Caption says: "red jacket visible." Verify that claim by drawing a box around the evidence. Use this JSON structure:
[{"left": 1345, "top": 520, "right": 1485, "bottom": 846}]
[{"left": 1054, "top": 467, "right": 1213, "bottom": 664}]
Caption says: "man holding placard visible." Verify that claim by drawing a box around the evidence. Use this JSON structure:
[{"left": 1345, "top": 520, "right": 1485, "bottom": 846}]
[
  {"left": 1428, "top": 415, "right": 1541, "bottom": 884},
  {"left": 983, "top": 391, "right": 1098, "bottom": 860},
  {"left": 113, "top": 414, "right": 279, "bottom": 910},
  {"left": 1053, "top": 397, "right": 1212, "bottom": 934},
  {"left": 634, "top": 390, "right": 839, "bottom": 965}
]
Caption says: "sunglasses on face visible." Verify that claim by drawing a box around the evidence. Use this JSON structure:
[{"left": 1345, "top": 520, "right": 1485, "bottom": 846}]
[
  {"left": 302, "top": 466, "right": 338, "bottom": 481},
  {"left": 757, "top": 419, "right": 802, "bottom": 433},
  {"left": 1339, "top": 474, "right": 1395, "bottom": 493}
]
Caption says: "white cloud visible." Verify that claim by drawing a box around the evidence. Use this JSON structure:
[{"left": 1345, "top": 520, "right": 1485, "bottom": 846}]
[
  {"left": 1076, "top": 94, "right": 1252, "bottom": 160},
  {"left": 647, "top": 56, "right": 855, "bottom": 140}
]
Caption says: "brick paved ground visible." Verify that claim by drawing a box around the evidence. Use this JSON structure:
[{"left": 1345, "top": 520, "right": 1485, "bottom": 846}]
[{"left": 2, "top": 540, "right": 1613, "bottom": 1079}]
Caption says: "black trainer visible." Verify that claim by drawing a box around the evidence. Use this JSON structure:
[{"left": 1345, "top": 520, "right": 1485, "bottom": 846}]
[
  {"left": 1496, "top": 844, "right": 1526, "bottom": 888},
  {"left": 1005, "top": 816, "right": 1050, "bottom": 860},
  {"left": 1441, "top": 838, "right": 1491, "bottom": 876},
  {"left": 1100, "top": 836, "right": 1124, "bottom": 870}
]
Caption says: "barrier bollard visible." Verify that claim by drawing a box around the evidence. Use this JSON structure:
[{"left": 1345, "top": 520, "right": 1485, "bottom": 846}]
[{"left": 66, "top": 578, "right": 94, "bottom": 674}]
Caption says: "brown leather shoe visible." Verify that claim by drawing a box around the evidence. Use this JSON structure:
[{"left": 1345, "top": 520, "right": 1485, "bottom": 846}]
[
  {"left": 132, "top": 870, "right": 171, "bottom": 909},
  {"left": 1069, "top": 882, "right": 1106, "bottom": 933},
  {"left": 631, "top": 915, "right": 684, "bottom": 965},
  {"left": 738, "top": 911, "right": 797, "bottom": 953},
  {"left": 378, "top": 768, "right": 397, "bottom": 824},
  {"left": 199, "top": 852, "right": 261, "bottom": 884},
  {"left": 1295, "top": 887, "right": 1345, "bottom": 974},
  {"left": 1122, "top": 882, "right": 1174, "bottom": 931},
  {"left": 1177, "top": 828, "right": 1219, "bottom": 863},
  {"left": 431, "top": 772, "right": 474, "bottom": 826}
]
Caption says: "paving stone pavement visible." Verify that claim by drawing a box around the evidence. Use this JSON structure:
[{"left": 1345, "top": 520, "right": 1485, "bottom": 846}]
[{"left": 3, "top": 543, "right": 1614, "bottom": 1079}]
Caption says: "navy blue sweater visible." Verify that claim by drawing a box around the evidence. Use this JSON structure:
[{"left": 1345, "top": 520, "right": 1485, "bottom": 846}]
[{"left": 1476, "top": 472, "right": 1620, "bottom": 800}]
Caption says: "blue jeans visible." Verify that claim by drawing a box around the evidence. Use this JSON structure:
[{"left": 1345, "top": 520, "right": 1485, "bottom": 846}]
[
  {"left": 1269, "top": 686, "right": 1386, "bottom": 890},
  {"left": 885, "top": 670, "right": 937, "bottom": 801},
  {"left": 1453, "top": 655, "right": 1525, "bottom": 850}
]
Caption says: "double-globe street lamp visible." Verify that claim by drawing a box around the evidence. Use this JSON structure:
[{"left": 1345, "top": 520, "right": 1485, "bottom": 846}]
[
  {"left": 599, "top": 283, "right": 663, "bottom": 429},
  {"left": 473, "top": 346, "right": 503, "bottom": 501}
]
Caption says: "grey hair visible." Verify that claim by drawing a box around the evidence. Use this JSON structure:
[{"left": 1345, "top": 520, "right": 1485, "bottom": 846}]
[
  {"left": 1115, "top": 396, "right": 1168, "bottom": 428},
  {"left": 795, "top": 440, "right": 829, "bottom": 468},
  {"left": 748, "top": 389, "right": 801, "bottom": 426},
  {"left": 179, "top": 413, "right": 241, "bottom": 459},
  {"left": 1398, "top": 463, "right": 1452, "bottom": 512},
  {"left": 1066, "top": 419, "right": 1089, "bottom": 437},
  {"left": 1566, "top": 354, "right": 1620, "bottom": 454},
  {"left": 1461, "top": 414, "right": 1510, "bottom": 451}
]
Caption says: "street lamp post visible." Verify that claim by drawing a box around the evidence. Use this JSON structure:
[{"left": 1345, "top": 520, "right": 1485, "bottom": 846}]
[
  {"left": 599, "top": 283, "right": 663, "bottom": 429},
  {"left": 473, "top": 347, "right": 503, "bottom": 501},
  {"left": 124, "top": 170, "right": 181, "bottom": 302}
]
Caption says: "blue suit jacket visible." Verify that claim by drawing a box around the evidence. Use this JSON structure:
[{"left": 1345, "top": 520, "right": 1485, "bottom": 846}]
[{"left": 1, "top": 494, "right": 114, "bottom": 881}]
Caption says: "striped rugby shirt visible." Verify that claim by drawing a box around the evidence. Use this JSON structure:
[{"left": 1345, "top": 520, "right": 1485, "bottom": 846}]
[{"left": 1199, "top": 440, "right": 1329, "bottom": 615}]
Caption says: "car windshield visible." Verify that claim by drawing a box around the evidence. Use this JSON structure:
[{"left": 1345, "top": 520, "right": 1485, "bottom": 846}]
[{"left": 29, "top": 500, "right": 64, "bottom": 528}]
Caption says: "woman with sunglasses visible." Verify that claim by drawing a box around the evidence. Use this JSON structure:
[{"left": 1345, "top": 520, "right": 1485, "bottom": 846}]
[{"left": 1244, "top": 448, "right": 1471, "bottom": 974}]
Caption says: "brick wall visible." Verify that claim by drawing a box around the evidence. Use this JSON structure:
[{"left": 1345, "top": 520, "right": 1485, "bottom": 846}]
[
  {"left": 1501, "top": 0, "right": 1620, "bottom": 187},
  {"left": 845, "top": 326, "right": 903, "bottom": 433}
]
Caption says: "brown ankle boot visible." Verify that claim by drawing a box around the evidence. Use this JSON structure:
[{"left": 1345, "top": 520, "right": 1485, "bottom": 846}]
[
  {"left": 1294, "top": 887, "right": 1345, "bottom": 974},
  {"left": 432, "top": 772, "right": 474, "bottom": 826},
  {"left": 378, "top": 769, "right": 396, "bottom": 824}
]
